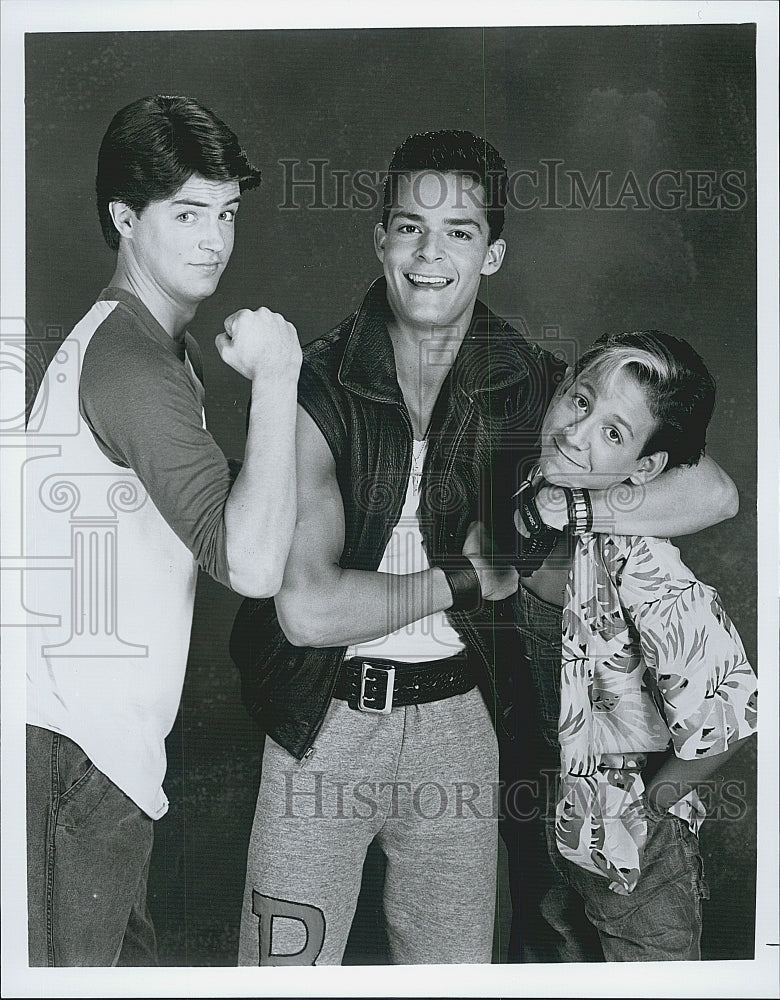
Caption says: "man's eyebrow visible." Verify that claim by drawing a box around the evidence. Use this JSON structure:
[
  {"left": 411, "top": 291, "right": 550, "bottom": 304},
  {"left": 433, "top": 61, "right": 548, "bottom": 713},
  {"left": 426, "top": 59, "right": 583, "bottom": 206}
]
[
  {"left": 443, "top": 217, "right": 482, "bottom": 228},
  {"left": 170, "top": 195, "right": 241, "bottom": 208},
  {"left": 391, "top": 211, "right": 483, "bottom": 228},
  {"left": 579, "top": 378, "right": 635, "bottom": 438}
]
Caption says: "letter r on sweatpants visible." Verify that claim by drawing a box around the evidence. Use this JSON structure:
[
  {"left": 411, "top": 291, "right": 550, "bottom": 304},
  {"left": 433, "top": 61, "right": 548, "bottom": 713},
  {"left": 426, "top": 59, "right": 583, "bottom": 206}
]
[{"left": 251, "top": 891, "right": 325, "bottom": 966}]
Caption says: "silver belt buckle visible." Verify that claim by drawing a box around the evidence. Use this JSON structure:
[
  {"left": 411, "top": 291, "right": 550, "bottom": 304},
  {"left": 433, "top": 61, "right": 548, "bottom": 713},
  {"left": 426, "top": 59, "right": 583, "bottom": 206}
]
[{"left": 358, "top": 662, "right": 395, "bottom": 714}]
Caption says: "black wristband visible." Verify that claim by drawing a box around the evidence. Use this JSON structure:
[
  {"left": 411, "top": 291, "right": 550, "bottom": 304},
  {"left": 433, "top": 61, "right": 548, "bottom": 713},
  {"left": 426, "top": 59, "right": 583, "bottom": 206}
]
[
  {"left": 439, "top": 557, "right": 482, "bottom": 613},
  {"left": 517, "top": 489, "right": 546, "bottom": 536},
  {"left": 562, "top": 486, "right": 593, "bottom": 534},
  {"left": 515, "top": 522, "right": 564, "bottom": 576},
  {"left": 514, "top": 477, "right": 565, "bottom": 576}
]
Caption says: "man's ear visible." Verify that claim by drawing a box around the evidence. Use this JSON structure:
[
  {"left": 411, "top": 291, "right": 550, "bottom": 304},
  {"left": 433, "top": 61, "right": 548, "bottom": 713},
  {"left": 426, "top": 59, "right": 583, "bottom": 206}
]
[
  {"left": 373, "top": 222, "right": 387, "bottom": 264},
  {"left": 629, "top": 451, "right": 668, "bottom": 485},
  {"left": 480, "top": 238, "right": 506, "bottom": 276},
  {"left": 108, "top": 201, "right": 137, "bottom": 242}
]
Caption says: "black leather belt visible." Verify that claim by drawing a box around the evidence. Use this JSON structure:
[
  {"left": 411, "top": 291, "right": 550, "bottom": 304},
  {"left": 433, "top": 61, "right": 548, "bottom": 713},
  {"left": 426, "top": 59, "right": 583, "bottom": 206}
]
[{"left": 333, "top": 652, "right": 474, "bottom": 714}]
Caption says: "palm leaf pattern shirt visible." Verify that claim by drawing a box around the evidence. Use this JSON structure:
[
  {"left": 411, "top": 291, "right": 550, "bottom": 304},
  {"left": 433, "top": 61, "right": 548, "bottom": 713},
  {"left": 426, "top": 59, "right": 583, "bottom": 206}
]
[{"left": 554, "top": 533, "right": 757, "bottom": 895}]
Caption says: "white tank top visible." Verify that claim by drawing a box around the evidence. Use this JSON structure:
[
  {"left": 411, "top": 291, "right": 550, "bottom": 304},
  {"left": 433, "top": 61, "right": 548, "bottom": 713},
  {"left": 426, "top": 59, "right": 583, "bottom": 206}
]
[{"left": 346, "top": 439, "right": 465, "bottom": 662}]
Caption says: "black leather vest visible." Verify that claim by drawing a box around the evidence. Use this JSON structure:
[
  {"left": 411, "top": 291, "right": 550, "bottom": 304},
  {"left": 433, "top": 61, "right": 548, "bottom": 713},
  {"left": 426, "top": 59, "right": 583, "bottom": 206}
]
[{"left": 229, "top": 278, "right": 562, "bottom": 758}]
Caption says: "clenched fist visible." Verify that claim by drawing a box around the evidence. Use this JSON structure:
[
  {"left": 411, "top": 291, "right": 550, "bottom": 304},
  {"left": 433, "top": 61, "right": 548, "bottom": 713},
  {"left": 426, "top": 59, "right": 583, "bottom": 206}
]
[
  {"left": 215, "top": 307, "right": 302, "bottom": 383},
  {"left": 462, "top": 520, "right": 519, "bottom": 601}
]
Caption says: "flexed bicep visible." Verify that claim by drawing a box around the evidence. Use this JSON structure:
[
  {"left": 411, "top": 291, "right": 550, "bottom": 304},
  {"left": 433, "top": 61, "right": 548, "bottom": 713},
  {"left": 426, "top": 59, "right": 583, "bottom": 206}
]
[
  {"left": 274, "top": 407, "right": 347, "bottom": 644},
  {"left": 274, "top": 406, "right": 453, "bottom": 649}
]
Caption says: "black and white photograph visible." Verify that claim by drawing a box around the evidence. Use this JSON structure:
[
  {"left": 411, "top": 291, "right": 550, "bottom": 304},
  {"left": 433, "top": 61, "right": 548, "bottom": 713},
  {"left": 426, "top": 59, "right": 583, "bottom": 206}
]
[{"left": 1, "top": 2, "right": 777, "bottom": 997}]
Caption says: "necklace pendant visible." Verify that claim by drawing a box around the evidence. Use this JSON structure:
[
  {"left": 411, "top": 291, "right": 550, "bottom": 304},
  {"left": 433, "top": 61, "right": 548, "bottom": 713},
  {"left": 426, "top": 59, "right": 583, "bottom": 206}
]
[{"left": 411, "top": 439, "right": 427, "bottom": 497}]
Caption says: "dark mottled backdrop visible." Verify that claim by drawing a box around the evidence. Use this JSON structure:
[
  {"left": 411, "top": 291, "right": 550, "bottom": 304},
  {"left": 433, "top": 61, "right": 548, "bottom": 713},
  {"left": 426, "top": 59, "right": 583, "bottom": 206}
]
[{"left": 25, "top": 24, "right": 757, "bottom": 965}]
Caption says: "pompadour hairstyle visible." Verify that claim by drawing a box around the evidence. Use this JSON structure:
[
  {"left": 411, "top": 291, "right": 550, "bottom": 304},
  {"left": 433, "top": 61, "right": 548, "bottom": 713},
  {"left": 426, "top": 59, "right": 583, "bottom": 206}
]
[{"left": 381, "top": 129, "right": 507, "bottom": 244}]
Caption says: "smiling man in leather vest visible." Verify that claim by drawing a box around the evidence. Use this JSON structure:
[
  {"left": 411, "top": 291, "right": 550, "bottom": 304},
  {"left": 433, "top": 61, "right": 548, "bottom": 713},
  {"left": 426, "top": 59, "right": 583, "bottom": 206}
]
[{"left": 229, "top": 129, "right": 738, "bottom": 966}]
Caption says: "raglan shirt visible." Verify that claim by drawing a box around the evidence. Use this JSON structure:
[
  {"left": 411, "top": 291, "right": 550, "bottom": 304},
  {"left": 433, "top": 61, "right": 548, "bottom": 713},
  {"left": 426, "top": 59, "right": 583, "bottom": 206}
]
[
  {"left": 80, "top": 288, "right": 231, "bottom": 586},
  {"left": 26, "top": 287, "right": 233, "bottom": 818}
]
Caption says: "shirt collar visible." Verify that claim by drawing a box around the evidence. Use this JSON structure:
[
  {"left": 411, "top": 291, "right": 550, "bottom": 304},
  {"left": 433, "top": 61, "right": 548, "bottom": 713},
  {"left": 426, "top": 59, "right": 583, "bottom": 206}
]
[{"left": 337, "top": 276, "right": 530, "bottom": 404}]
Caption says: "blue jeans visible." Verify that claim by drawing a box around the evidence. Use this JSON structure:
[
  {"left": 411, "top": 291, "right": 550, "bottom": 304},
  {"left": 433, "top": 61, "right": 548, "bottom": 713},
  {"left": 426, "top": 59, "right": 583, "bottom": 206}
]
[
  {"left": 26, "top": 725, "right": 157, "bottom": 966},
  {"left": 502, "top": 585, "right": 709, "bottom": 963},
  {"left": 545, "top": 805, "right": 708, "bottom": 961}
]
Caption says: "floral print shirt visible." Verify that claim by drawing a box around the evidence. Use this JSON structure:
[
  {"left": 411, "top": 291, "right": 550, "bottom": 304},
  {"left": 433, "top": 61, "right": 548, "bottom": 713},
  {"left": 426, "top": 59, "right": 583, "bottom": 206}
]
[{"left": 554, "top": 533, "right": 757, "bottom": 894}]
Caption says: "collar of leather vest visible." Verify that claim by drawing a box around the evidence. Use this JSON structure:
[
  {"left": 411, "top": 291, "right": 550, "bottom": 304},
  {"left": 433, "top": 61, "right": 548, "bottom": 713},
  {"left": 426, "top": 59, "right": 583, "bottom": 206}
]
[{"left": 337, "top": 276, "right": 531, "bottom": 404}]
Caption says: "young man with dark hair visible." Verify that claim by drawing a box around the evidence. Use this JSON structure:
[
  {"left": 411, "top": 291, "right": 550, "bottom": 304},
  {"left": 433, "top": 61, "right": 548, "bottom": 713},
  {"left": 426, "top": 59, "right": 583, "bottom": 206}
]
[
  {"left": 381, "top": 128, "right": 508, "bottom": 244},
  {"left": 230, "top": 129, "right": 738, "bottom": 966},
  {"left": 25, "top": 94, "right": 301, "bottom": 967},
  {"left": 504, "top": 331, "right": 757, "bottom": 962}
]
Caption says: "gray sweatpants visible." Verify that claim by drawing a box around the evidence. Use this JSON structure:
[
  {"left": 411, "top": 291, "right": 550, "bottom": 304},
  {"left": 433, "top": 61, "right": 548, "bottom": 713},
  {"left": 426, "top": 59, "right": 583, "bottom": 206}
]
[{"left": 238, "top": 687, "right": 499, "bottom": 965}]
